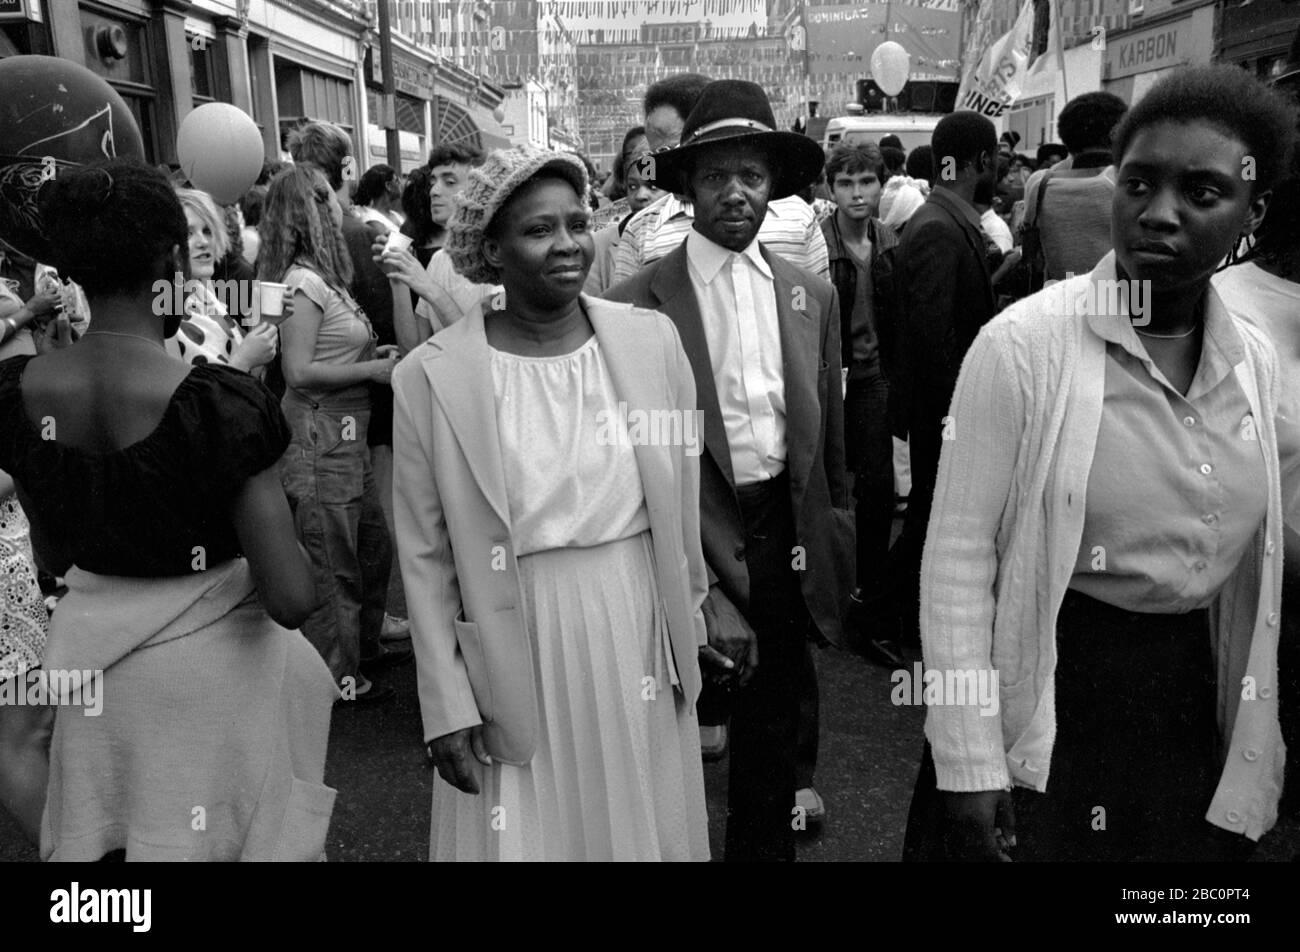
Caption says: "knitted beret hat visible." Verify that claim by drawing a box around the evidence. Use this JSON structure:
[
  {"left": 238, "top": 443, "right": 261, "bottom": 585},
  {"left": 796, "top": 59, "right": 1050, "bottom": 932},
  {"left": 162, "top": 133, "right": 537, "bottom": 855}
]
[{"left": 445, "top": 146, "right": 589, "bottom": 284}]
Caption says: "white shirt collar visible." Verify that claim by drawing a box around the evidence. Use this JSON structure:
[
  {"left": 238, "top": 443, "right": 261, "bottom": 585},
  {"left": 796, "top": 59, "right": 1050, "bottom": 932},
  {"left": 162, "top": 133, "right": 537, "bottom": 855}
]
[{"left": 686, "top": 228, "right": 772, "bottom": 284}]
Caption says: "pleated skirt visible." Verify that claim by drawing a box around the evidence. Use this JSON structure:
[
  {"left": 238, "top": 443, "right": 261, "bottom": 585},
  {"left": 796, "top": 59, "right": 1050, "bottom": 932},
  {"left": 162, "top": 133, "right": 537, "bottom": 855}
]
[{"left": 430, "top": 531, "right": 710, "bottom": 862}]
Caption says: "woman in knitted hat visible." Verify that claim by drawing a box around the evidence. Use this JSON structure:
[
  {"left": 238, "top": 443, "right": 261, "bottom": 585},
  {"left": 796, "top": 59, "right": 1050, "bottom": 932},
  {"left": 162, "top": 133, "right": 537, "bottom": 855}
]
[{"left": 392, "top": 146, "right": 710, "bottom": 861}]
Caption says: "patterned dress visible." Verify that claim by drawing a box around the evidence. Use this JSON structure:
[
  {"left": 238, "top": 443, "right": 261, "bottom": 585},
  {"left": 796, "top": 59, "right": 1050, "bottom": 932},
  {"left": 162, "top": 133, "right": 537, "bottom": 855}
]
[{"left": 0, "top": 492, "right": 47, "bottom": 683}]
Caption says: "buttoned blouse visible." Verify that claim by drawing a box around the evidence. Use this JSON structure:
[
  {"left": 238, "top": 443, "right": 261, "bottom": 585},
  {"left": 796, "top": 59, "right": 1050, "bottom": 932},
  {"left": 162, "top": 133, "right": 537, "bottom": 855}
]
[
  {"left": 1070, "top": 305, "right": 1268, "bottom": 612},
  {"left": 685, "top": 229, "right": 786, "bottom": 486}
]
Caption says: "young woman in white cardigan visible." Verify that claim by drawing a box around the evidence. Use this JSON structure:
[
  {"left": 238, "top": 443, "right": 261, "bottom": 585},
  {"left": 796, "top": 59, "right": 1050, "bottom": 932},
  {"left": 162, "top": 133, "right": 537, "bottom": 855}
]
[{"left": 907, "top": 65, "right": 1298, "bottom": 861}]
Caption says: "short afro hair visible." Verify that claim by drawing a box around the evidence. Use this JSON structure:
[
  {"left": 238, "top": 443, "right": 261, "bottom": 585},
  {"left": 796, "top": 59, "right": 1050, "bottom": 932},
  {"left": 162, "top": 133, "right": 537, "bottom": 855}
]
[
  {"left": 880, "top": 146, "right": 907, "bottom": 177},
  {"left": 1113, "top": 64, "right": 1297, "bottom": 195},
  {"left": 905, "top": 144, "right": 934, "bottom": 182},
  {"left": 1056, "top": 92, "right": 1128, "bottom": 156},
  {"left": 644, "top": 73, "right": 711, "bottom": 122},
  {"left": 930, "top": 112, "right": 996, "bottom": 180}
]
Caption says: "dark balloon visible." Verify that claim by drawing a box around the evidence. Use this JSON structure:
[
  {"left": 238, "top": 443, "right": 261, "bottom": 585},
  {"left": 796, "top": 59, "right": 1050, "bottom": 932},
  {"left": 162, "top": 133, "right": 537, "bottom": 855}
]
[{"left": 0, "top": 55, "right": 145, "bottom": 261}]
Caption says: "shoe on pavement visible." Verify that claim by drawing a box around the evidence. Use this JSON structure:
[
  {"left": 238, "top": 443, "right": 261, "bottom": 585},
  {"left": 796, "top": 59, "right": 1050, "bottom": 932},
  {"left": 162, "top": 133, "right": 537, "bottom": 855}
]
[
  {"left": 864, "top": 637, "right": 908, "bottom": 669},
  {"left": 795, "top": 787, "right": 825, "bottom": 824},
  {"left": 360, "top": 641, "right": 413, "bottom": 672},
  {"left": 380, "top": 613, "right": 411, "bottom": 643},
  {"left": 700, "top": 724, "right": 728, "bottom": 761}
]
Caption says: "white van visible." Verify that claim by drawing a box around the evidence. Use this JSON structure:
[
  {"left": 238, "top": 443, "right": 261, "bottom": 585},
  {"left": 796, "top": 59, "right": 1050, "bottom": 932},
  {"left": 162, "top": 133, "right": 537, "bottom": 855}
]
[{"left": 822, "top": 114, "right": 943, "bottom": 153}]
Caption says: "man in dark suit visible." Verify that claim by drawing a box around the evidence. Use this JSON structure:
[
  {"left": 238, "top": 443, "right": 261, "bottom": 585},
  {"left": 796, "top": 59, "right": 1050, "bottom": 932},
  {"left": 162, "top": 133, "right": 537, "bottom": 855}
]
[
  {"left": 606, "top": 80, "right": 854, "bottom": 862},
  {"left": 889, "top": 112, "right": 999, "bottom": 647}
]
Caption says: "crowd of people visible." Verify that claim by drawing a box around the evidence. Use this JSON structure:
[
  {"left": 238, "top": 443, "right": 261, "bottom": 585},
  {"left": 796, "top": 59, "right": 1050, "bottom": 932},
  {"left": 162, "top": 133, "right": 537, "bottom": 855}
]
[{"left": 0, "top": 59, "right": 1298, "bottom": 862}]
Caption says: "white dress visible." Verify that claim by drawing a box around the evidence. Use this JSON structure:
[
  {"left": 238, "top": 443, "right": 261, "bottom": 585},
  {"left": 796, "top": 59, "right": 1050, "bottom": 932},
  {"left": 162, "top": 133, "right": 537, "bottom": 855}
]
[{"left": 429, "top": 335, "right": 709, "bottom": 861}]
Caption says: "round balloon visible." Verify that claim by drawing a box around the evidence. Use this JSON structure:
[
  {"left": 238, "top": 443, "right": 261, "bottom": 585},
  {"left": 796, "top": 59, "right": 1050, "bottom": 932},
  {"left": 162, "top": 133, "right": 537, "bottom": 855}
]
[
  {"left": 870, "top": 41, "right": 912, "bottom": 98},
  {"left": 176, "top": 102, "right": 264, "bottom": 205},
  {"left": 0, "top": 55, "right": 146, "bottom": 261}
]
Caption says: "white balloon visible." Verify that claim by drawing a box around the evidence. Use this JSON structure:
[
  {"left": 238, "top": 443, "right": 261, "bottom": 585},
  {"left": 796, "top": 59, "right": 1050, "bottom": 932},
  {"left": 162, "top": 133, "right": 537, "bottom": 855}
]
[
  {"left": 177, "top": 103, "right": 263, "bottom": 205},
  {"left": 870, "top": 41, "right": 912, "bottom": 98}
]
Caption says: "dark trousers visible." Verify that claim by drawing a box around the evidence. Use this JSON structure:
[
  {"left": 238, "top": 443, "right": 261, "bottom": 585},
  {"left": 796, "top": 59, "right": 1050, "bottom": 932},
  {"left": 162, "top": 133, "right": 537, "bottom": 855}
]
[
  {"left": 888, "top": 406, "right": 943, "bottom": 644},
  {"left": 903, "top": 589, "right": 1255, "bottom": 862},
  {"left": 846, "top": 370, "right": 895, "bottom": 628},
  {"left": 724, "top": 473, "right": 810, "bottom": 862}
]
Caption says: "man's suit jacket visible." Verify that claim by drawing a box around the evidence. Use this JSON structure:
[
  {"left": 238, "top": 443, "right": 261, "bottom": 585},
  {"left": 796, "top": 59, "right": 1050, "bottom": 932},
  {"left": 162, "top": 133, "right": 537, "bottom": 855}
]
[
  {"left": 391, "top": 296, "right": 708, "bottom": 765},
  {"left": 894, "top": 187, "right": 996, "bottom": 435},
  {"left": 605, "top": 241, "right": 855, "bottom": 646}
]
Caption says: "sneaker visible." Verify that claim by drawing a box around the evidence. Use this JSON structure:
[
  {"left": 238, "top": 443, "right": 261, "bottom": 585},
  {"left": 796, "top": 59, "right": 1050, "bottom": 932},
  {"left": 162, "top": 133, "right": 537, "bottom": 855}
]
[
  {"left": 700, "top": 724, "right": 728, "bottom": 761},
  {"left": 795, "top": 787, "right": 826, "bottom": 825},
  {"left": 380, "top": 613, "right": 411, "bottom": 643}
]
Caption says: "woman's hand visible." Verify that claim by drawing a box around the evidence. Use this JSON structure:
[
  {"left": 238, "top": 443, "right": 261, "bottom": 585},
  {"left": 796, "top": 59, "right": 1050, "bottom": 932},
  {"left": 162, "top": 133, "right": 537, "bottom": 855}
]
[
  {"left": 367, "top": 354, "right": 399, "bottom": 386},
  {"left": 33, "top": 314, "right": 74, "bottom": 354},
  {"left": 375, "top": 344, "right": 400, "bottom": 359},
  {"left": 941, "top": 790, "right": 1016, "bottom": 861},
  {"left": 25, "top": 286, "right": 62, "bottom": 320},
  {"left": 230, "top": 322, "right": 279, "bottom": 371},
  {"left": 427, "top": 726, "right": 491, "bottom": 794}
]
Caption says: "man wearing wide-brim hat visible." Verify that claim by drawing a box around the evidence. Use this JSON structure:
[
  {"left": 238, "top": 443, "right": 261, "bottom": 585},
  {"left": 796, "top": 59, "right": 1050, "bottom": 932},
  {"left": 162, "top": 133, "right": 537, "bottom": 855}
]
[{"left": 606, "top": 80, "right": 855, "bottom": 862}]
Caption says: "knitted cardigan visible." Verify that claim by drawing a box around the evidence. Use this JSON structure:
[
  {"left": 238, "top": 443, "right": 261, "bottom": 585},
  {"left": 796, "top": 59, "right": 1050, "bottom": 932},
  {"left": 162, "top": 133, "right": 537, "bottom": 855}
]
[{"left": 922, "top": 251, "right": 1287, "bottom": 840}]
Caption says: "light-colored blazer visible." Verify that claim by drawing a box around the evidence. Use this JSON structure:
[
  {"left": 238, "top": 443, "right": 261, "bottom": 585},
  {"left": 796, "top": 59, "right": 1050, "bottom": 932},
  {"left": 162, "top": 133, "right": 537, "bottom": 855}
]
[{"left": 391, "top": 294, "right": 708, "bottom": 766}]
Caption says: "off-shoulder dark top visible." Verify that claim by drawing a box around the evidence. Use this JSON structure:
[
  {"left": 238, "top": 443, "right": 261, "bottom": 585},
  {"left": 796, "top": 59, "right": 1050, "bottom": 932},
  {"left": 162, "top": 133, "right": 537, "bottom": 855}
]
[{"left": 0, "top": 355, "right": 290, "bottom": 577}]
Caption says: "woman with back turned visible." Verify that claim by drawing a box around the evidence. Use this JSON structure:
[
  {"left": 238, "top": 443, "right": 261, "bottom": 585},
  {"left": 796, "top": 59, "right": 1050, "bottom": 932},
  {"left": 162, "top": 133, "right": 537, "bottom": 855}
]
[{"left": 0, "top": 159, "right": 336, "bottom": 861}]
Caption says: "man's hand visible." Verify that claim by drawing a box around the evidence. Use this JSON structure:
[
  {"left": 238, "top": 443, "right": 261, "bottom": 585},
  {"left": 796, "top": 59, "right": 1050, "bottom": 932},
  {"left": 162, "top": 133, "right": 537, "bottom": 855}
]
[
  {"left": 426, "top": 726, "right": 491, "bottom": 794},
  {"left": 699, "top": 586, "right": 759, "bottom": 688},
  {"left": 941, "top": 790, "right": 1016, "bottom": 861},
  {"left": 33, "top": 314, "right": 74, "bottom": 354}
]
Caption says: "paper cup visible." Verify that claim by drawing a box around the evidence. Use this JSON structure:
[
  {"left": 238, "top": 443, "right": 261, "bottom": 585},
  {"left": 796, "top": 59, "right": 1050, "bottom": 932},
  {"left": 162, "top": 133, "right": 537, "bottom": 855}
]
[
  {"left": 384, "top": 232, "right": 413, "bottom": 254},
  {"left": 258, "top": 281, "right": 289, "bottom": 324}
]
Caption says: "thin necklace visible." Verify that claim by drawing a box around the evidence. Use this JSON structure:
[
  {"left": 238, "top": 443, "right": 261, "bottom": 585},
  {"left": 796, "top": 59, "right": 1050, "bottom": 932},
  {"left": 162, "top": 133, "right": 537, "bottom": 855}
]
[
  {"left": 82, "top": 330, "right": 166, "bottom": 351},
  {"left": 1136, "top": 325, "right": 1198, "bottom": 340}
]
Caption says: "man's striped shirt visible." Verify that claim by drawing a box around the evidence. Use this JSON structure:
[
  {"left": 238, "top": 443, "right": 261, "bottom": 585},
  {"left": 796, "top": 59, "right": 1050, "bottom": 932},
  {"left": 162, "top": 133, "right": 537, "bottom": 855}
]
[{"left": 610, "top": 193, "right": 830, "bottom": 286}]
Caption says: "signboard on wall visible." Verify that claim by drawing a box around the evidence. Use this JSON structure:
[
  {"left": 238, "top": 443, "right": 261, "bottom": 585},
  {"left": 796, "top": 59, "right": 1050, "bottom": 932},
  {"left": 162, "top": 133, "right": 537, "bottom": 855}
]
[{"left": 0, "top": 0, "right": 38, "bottom": 22}]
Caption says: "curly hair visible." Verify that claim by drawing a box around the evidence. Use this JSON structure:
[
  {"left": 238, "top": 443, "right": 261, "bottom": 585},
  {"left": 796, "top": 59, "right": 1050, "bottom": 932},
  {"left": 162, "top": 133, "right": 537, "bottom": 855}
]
[
  {"left": 174, "top": 187, "right": 230, "bottom": 262},
  {"left": 1113, "top": 64, "right": 1297, "bottom": 196},
  {"left": 40, "top": 158, "right": 187, "bottom": 296},
  {"left": 354, "top": 163, "right": 398, "bottom": 207},
  {"left": 257, "top": 166, "right": 353, "bottom": 292},
  {"left": 1056, "top": 92, "right": 1127, "bottom": 156}
]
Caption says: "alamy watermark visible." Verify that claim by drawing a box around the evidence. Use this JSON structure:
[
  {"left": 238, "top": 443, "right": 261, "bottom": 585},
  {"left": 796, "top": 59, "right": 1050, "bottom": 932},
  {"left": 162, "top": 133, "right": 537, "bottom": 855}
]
[
  {"left": 891, "top": 662, "right": 999, "bottom": 717},
  {"left": 1057, "top": 274, "right": 1152, "bottom": 326},
  {"left": 594, "top": 403, "right": 703, "bottom": 457},
  {"left": 0, "top": 668, "right": 103, "bottom": 716}
]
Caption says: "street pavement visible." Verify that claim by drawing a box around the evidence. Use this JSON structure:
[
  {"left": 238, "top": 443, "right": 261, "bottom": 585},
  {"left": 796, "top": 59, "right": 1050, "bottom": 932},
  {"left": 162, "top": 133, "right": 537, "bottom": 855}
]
[
  {"left": 5, "top": 631, "right": 1298, "bottom": 861},
  {"left": 5, "top": 515, "right": 1299, "bottom": 860}
]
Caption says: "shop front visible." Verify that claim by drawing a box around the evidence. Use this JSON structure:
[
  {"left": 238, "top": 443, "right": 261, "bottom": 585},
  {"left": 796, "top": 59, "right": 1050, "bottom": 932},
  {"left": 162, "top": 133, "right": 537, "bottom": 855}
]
[
  {"left": 1103, "top": 3, "right": 1216, "bottom": 105},
  {"left": 1219, "top": 0, "right": 1300, "bottom": 80},
  {"left": 365, "top": 41, "right": 433, "bottom": 173}
]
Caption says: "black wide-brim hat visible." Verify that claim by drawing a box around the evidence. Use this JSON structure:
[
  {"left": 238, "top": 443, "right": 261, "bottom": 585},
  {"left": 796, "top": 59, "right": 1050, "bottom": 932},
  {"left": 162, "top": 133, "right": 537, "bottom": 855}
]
[{"left": 644, "top": 80, "right": 825, "bottom": 200}]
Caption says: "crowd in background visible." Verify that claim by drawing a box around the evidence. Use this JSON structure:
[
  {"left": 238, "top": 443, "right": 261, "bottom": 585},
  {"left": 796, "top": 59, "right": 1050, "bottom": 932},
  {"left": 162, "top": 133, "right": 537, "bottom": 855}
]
[{"left": 1, "top": 59, "right": 1299, "bottom": 862}]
